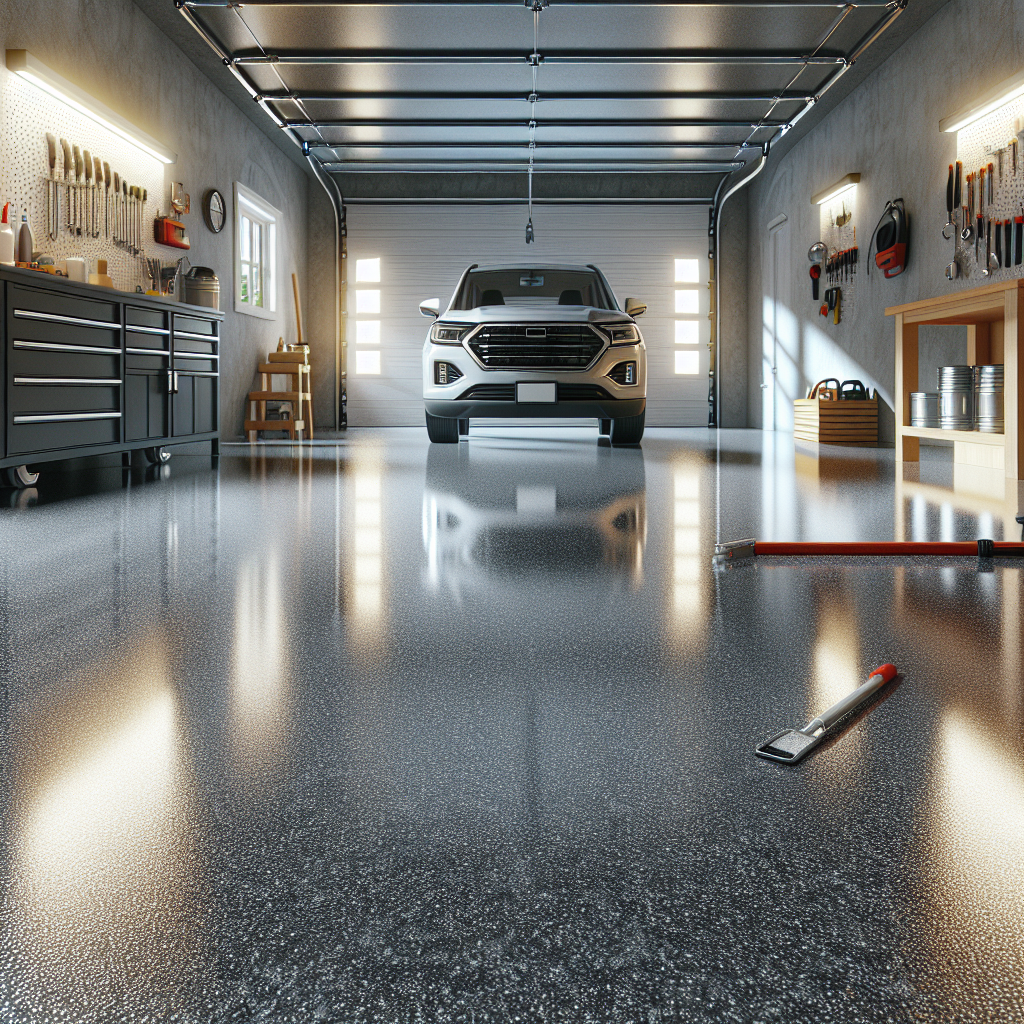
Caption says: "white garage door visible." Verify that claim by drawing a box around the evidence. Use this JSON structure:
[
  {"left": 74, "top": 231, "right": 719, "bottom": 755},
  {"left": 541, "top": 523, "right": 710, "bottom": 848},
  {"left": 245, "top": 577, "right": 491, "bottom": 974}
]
[{"left": 345, "top": 203, "right": 711, "bottom": 427}]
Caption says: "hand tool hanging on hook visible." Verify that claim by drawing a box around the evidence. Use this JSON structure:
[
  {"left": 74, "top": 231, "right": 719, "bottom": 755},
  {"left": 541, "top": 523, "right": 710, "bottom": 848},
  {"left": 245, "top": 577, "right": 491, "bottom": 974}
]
[
  {"left": 45, "top": 133, "right": 58, "bottom": 242},
  {"left": 943, "top": 163, "right": 955, "bottom": 239},
  {"left": 60, "top": 138, "right": 71, "bottom": 235}
]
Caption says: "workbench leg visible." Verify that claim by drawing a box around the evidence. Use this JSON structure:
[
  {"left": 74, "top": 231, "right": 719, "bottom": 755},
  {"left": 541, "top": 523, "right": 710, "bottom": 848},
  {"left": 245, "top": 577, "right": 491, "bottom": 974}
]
[
  {"left": 967, "top": 323, "right": 991, "bottom": 366},
  {"left": 1006, "top": 287, "right": 1021, "bottom": 481},
  {"left": 895, "top": 314, "right": 919, "bottom": 463}
]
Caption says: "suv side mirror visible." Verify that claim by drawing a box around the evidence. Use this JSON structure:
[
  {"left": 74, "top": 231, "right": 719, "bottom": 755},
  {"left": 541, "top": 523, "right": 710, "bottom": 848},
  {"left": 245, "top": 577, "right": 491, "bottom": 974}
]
[
  {"left": 624, "top": 298, "right": 647, "bottom": 318},
  {"left": 419, "top": 298, "right": 440, "bottom": 318}
]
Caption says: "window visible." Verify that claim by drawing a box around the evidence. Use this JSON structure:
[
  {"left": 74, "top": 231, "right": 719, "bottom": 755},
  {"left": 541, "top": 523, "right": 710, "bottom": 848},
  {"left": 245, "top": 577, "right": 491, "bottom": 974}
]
[
  {"left": 353, "top": 258, "right": 382, "bottom": 374},
  {"left": 675, "top": 259, "right": 700, "bottom": 283},
  {"left": 233, "top": 183, "right": 279, "bottom": 320},
  {"left": 674, "top": 258, "right": 701, "bottom": 374}
]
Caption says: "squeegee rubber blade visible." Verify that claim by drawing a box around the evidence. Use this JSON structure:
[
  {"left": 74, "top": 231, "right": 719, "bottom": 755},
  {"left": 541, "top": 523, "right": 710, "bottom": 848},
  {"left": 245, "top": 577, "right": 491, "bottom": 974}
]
[{"left": 756, "top": 730, "right": 820, "bottom": 763}]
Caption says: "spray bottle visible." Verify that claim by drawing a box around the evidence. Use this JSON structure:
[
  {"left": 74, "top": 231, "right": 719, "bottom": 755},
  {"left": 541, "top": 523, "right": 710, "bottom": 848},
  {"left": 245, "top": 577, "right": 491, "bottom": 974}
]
[
  {"left": 17, "top": 209, "right": 34, "bottom": 264},
  {"left": 0, "top": 203, "right": 14, "bottom": 265}
]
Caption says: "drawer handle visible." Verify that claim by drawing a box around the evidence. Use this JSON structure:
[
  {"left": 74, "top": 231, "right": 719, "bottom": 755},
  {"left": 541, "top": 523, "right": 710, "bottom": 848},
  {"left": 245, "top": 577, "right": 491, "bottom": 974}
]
[
  {"left": 174, "top": 329, "right": 218, "bottom": 340},
  {"left": 175, "top": 370, "right": 219, "bottom": 377},
  {"left": 13, "top": 411, "right": 122, "bottom": 424},
  {"left": 175, "top": 350, "right": 219, "bottom": 360},
  {"left": 14, "top": 308, "right": 118, "bottom": 330},
  {"left": 127, "top": 347, "right": 170, "bottom": 356},
  {"left": 14, "top": 377, "right": 121, "bottom": 386},
  {"left": 126, "top": 324, "right": 170, "bottom": 336},
  {"left": 14, "top": 339, "right": 120, "bottom": 356}
]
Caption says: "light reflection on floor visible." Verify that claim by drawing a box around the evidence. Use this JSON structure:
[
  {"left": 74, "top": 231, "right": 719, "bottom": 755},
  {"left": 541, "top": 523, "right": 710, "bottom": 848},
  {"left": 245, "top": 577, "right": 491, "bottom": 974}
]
[{"left": 0, "top": 426, "right": 1021, "bottom": 1024}]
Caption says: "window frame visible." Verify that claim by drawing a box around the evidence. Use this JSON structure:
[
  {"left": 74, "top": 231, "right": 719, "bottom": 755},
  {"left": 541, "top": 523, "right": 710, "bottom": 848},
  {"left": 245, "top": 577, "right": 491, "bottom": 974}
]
[{"left": 233, "top": 182, "right": 280, "bottom": 321}]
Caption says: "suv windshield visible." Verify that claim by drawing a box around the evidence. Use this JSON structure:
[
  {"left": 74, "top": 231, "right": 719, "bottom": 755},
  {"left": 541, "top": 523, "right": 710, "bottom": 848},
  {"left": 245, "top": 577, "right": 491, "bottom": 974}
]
[{"left": 453, "top": 268, "right": 617, "bottom": 311}]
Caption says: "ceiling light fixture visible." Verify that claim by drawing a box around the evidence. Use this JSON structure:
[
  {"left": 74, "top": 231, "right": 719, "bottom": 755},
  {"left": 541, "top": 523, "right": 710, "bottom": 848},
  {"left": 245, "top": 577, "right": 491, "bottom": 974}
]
[
  {"left": 5, "top": 49, "right": 177, "bottom": 164},
  {"left": 812, "top": 172, "right": 860, "bottom": 206},
  {"left": 939, "top": 68, "right": 1024, "bottom": 133}
]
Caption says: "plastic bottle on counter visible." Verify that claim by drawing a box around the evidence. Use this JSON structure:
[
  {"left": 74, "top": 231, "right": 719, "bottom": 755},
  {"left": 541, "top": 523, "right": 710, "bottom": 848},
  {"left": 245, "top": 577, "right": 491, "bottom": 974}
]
[
  {"left": 17, "top": 209, "right": 34, "bottom": 264},
  {"left": 0, "top": 203, "right": 14, "bottom": 265}
]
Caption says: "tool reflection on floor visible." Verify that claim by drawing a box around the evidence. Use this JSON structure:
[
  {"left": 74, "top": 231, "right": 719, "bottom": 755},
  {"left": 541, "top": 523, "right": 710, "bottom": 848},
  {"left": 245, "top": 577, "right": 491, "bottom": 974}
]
[
  {"left": 756, "top": 664, "right": 898, "bottom": 764},
  {"left": 714, "top": 538, "right": 1024, "bottom": 564}
]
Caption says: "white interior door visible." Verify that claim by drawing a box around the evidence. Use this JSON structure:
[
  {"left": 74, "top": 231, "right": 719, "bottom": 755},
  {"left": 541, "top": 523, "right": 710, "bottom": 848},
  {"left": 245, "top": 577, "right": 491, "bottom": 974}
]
[{"left": 345, "top": 204, "right": 711, "bottom": 427}]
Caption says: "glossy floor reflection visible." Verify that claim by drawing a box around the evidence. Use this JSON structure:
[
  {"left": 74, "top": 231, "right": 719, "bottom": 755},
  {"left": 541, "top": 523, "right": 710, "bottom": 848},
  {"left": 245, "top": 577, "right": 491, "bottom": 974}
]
[{"left": 1, "top": 427, "right": 1022, "bottom": 1024}]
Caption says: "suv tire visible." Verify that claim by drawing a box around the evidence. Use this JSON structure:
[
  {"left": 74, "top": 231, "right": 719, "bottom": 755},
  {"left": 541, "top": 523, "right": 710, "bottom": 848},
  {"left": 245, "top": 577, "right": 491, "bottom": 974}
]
[
  {"left": 610, "top": 410, "right": 645, "bottom": 446},
  {"left": 426, "top": 412, "right": 459, "bottom": 443}
]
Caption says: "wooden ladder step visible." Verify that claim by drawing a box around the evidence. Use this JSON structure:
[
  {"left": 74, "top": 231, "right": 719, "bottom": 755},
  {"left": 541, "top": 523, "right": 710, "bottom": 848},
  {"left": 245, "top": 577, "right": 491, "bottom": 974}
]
[
  {"left": 244, "top": 420, "right": 306, "bottom": 431},
  {"left": 248, "top": 391, "right": 310, "bottom": 402}
]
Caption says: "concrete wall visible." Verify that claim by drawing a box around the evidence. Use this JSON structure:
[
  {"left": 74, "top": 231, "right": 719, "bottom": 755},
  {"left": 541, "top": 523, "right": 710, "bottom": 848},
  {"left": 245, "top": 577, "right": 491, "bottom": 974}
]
[
  {"left": 0, "top": 0, "right": 315, "bottom": 439},
  {"left": 741, "top": 0, "right": 1023, "bottom": 441}
]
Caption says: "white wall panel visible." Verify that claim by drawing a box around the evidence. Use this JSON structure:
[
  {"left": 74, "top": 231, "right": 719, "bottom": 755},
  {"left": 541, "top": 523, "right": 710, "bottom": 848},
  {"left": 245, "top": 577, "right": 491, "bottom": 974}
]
[{"left": 346, "top": 204, "right": 711, "bottom": 427}]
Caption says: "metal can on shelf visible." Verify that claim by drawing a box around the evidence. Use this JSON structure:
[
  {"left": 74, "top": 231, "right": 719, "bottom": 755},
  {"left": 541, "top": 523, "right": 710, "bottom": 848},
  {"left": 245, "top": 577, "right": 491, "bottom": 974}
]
[
  {"left": 937, "top": 365, "right": 974, "bottom": 430},
  {"left": 974, "top": 364, "right": 1004, "bottom": 434},
  {"left": 910, "top": 392, "right": 940, "bottom": 428}
]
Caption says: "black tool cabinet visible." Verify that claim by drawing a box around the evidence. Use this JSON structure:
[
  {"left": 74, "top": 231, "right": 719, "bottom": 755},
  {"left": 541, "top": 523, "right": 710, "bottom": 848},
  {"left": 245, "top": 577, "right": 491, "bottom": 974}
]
[{"left": 1, "top": 267, "right": 221, "bottom": 485}]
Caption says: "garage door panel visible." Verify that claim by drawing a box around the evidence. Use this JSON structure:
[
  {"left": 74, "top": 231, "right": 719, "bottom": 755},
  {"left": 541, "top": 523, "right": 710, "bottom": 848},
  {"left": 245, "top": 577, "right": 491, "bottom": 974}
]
[{"left": 347, "top": 204, "right": 710, "bottom": 427}]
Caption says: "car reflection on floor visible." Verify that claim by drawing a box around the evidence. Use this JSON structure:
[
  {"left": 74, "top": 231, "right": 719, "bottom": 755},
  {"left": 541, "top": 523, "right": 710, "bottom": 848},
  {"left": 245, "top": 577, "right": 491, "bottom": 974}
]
[{"left": 422, "top": 440, "right": 647, "bottom": 595}]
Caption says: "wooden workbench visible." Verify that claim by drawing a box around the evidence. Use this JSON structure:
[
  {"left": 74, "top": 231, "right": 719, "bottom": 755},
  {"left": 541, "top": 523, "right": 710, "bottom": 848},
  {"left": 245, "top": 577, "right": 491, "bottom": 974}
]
[{"left": 886, "top": 279, "right": 1023, "bottom": 481}]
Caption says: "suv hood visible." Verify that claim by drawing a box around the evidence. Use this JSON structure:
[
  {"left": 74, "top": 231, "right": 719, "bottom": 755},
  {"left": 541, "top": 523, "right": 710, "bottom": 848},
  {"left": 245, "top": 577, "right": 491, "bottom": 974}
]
[{"left": 437, "top": 306, "right": 635, "bottom": 326}]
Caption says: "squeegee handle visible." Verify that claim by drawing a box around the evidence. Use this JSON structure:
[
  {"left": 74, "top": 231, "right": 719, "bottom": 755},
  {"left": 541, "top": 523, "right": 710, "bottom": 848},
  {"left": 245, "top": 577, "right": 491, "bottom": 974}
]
[{"left": 804, "top": 664, "right": 898, "bottom": 734}]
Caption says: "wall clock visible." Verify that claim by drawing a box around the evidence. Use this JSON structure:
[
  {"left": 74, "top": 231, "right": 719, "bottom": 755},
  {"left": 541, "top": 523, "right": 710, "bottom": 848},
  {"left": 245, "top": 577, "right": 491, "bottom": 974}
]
[{"left": 202, "top": 189, "right": 226, "bottom": 233}]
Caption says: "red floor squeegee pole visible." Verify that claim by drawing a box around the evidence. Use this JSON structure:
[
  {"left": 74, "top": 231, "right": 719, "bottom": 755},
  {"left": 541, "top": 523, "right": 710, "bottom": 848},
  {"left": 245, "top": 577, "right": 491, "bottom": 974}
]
[
  {"left": 755, "top": 541, "right": 987, "bottom": 556},
  {"left": 713, "top": 539, "right": 1024, "bottom": 562}
]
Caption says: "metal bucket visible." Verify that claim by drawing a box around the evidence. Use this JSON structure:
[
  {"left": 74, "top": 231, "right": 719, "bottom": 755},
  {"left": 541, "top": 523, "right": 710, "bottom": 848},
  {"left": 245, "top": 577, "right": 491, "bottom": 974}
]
[
  {"left": 937, "top": 365, "right": 974, "bottom": 430},
  {"left": 974, "top": 364, "right": 1004, "bottom": 434},
  {"left": 183, "top": 267, "right": 220, "bottom": 310},
  {"left": 910, "top": 392, "right": 940, "bottom": 428}
]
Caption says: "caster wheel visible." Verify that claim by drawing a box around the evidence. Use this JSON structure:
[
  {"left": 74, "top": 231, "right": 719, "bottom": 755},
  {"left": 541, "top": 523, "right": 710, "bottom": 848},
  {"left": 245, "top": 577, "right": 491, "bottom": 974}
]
[
  {"left": 5, "top": 465, "right": 39, "bottom": 488},
  {"left": 144, "top": 447, "right": 171, "bottom": 465}
]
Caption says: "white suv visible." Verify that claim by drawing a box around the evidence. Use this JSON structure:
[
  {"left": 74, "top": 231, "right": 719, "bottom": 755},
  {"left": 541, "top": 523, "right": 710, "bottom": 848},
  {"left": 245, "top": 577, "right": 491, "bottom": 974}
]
[{"left": 420, "top": 264, "right": 647, "bottom": 445}]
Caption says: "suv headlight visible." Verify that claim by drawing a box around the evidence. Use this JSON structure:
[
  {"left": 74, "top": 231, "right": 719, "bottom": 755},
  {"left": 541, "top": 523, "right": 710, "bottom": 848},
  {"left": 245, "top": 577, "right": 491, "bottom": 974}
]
[
  {"left": 430, "top": 322, "right": 470, "bottom": 344},
  {"left": 603, "top": 324, "right": 640, "bottom": 345}
]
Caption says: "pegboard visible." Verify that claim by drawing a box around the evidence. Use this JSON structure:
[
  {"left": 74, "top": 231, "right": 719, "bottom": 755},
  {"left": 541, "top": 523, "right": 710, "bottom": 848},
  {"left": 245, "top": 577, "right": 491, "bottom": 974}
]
[
  {"left": 816, "top": 188, "right": 858, "bottom": 323},
  {"left": 0, "top": 69, "right": 182, "bottom": 293},
  {"left": 951, "top": 92, "right": 1024, "bottom": 281}
]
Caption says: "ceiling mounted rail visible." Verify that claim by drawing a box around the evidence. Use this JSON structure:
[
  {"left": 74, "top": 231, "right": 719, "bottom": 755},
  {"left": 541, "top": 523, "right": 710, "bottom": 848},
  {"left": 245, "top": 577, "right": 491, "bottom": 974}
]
[
  {"left": 231, "top": 50, "right": 847, "bottom": 65},
  {"left": 319, "top": 159, "right": 745, "bottom": 169},
  {"left": 274, "top": 91, "right": 814, "bottom": 104},
  {"left": 296, "top": 119, "right": 782, "bottom": 129},
  {"left": 183, "top": 0, "right": 895, "bottom": 7},
  {"left": 309, "top": 140, "right": 757, "bottom": 149}
]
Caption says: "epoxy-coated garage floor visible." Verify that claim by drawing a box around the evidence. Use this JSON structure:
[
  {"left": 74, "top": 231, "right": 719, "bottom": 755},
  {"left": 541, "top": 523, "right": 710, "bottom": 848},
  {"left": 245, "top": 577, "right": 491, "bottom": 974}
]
[{"left": 1, "top": 427, "right": 1023, "bottom": 1024}]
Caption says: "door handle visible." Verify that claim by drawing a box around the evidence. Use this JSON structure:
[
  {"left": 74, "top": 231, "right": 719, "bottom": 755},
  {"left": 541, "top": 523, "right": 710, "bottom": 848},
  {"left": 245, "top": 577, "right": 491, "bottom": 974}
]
[
  {"left": 167, "top": 369, "right": 174, "bottom": 393},
  {"left": 174, "top": 371, "right": 179, "bottom": 393}
]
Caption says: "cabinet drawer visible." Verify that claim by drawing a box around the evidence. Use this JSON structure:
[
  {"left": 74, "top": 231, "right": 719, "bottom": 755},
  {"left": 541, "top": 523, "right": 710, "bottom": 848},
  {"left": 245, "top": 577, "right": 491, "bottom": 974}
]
[
  {"left": 127, "top": 351, "right": 169, "bottom": 372},
  {"left": 126, "top": 306, "right": 167, "bottom": 332},
  {"left": 10, "top": 284, "right": 119, "bottom": 327},
  {"left": 173, "top": 335, "right": 217, "bottom": 356},
  {"left": 10, "top": 314, "right": 120, "bottom": 350},
  {"left": 174, "top": 352, "right": 217, "bottom": 373},
  {"left": 8, "top": 413, "right": 121, "bottom": 455},
  {"left": 174, "top": 314, "right": 217, "bottom": 337},
  {"left": 10, "top": 382, "right": 120, "bottom": 415},
  {"left": 126, "top": 328, "right": 170, "bottom": 352},
  {"left": 10, "top": 345, "right": 121, "bottom": 379}
]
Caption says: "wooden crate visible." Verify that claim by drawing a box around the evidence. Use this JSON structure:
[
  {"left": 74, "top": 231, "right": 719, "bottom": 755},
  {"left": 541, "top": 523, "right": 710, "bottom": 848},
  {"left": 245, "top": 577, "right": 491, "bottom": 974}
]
[{"left": 793, "top": 398, "right": 878, "bottom": 446}]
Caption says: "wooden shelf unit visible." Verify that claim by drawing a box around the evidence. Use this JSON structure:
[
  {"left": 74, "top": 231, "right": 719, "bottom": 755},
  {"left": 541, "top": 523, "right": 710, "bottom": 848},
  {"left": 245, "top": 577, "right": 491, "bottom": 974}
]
[{"left": 886, "top": 279, "right": 1023, "bottom": 480}]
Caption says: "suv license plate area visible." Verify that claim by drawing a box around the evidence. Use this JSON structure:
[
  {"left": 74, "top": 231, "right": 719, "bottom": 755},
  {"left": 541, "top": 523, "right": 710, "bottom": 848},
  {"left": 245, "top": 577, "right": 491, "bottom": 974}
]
[{"left": 517, "top": 382, "right": 557, "bottom": 404}]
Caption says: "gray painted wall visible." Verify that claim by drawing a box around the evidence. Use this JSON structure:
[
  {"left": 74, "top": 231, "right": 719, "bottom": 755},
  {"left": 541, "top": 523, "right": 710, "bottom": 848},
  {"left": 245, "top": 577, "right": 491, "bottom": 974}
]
[
  {"left": 0, "top": 0, "right": 314, "bottom": 439},
  {"left": 739, "top": 0, "right": 1023, "bottom": 440}
]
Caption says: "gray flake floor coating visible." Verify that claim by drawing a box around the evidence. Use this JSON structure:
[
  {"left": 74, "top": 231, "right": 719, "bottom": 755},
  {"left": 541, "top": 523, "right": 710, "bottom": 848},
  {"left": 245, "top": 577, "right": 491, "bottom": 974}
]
[{"left": 1, "top": 426, "right": 1022, "bottom": 1024}]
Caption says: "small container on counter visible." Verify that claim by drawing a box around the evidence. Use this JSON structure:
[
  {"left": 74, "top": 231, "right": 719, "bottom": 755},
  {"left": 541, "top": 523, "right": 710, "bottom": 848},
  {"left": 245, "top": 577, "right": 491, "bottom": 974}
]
[
  {"left": 183, "top": 266, "right": 220, "bottom": 309},
  {"left": 0, "top": 203, "right": 14, "bottom": 265}
]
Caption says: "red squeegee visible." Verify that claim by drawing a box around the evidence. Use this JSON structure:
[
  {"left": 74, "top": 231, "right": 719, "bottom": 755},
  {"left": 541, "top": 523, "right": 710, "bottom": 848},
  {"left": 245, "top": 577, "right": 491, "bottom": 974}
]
[{"left": 714, "top": 538, "right": 1024, "bottom": 564}]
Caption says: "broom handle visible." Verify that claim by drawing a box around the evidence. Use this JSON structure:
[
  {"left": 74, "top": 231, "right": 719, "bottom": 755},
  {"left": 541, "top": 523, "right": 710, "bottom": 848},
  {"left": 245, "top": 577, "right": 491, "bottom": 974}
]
[{"left": 292, "top": 272, "right": 304, "bottom": 347}]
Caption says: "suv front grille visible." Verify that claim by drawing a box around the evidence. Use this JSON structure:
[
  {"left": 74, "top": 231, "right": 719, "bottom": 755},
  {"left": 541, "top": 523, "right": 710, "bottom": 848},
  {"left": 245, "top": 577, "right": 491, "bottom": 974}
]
[
  {"left": 457, "top": 384, "right": 515, "bottom": 401},
  {"left": 468, "top": 324, "right": 604, "bottom": 370}
]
